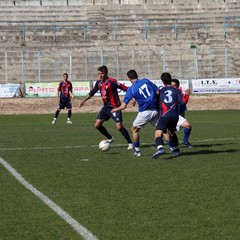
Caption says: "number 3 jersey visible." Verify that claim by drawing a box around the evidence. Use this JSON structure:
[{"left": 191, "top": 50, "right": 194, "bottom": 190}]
[
  {"left": 123, "top": 78, "right": 159, "bottom": 112},
  {"left": 159, "top": 86, "right": 188, "bottom": 118}
]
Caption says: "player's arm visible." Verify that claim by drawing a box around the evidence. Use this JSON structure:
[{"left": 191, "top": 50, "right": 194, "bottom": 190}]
[
  {"left": 182, "top": 88, "right": 191, "bottom": 103},
  {"left": 70, "top": 91, "right": 74, "bottom": 100},
  {"left": 79, "top": 94, "right": 92, "bottom": 108},
  {"left": 111, "top": 102, "right": 128, "bottom": 113},
  {"left": 56, "top": 82, "right": 61, "bottom": 101},
  {"left": 69, "top": 82, "right": 74, "bottom": 100},
  {"left": 79, "top": 81, "right": 99, "bottom": 108},
  {"left": 112, "top": 89, "right": 132, "bottom": 112},
  {"left": 117, "top": 81, "right": 128, "bottom": 91}
]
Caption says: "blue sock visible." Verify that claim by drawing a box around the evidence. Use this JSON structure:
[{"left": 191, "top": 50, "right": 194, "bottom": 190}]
[
  {"left": 133, "top": 142, "right": 140, "bottom": 148},
  {"left": 167, "top": 140, "right": 174, "bottom": 148},
  {"left": 183, "top": 128, "right": 191, "bottom": 143}
]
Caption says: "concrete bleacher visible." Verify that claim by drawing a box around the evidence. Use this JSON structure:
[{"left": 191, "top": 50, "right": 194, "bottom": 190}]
[{"left": 1, "top": 1, "right": 240, "bottom": 50}]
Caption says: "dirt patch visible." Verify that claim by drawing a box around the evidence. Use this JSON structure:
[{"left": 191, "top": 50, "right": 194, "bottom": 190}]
[{"left": 0, "top": 94, "right": 239, "bottom": 115}]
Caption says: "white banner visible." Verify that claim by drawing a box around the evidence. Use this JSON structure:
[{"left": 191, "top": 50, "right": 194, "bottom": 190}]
[
  {"left": 25, "top": 82, "right": 90, "bottom": 98},
  {"left": 0, "top": 84, "right": 21, "bottom": 98},
  {"left": 192, "top": 78, "right": 240, "bottom": 93},
  {"left": 155, "top": 79, "right": 189, "bottom": 91}
]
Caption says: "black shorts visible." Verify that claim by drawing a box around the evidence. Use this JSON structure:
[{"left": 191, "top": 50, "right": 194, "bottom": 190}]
[
  {"left": 58, "top": 99, "right": 72, "bottom": 110},
  {"left": 156, "top": 116, "right": 178, "bottom": 133},
  {"left": 97, "top": 106, "right": 122, "bottom": 123}
]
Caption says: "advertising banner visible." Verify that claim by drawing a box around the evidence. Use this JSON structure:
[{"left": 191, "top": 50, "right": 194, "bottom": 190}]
[
  {"left": 72, "top": 82, "right": 90, "bottom": 97},
  {"left": 25, "top": 82, "right": 58, "bottom": 97},
  {"left": 192, "top": 78, "right": 240, "bottom": 93},
  {"left": 153, "top": 79, "right": 189, "bottom": 92},
  {"left": 25, "top": 82, "right": 90, "bottom": 98},
  {"left": 0, "top": 84, "right": 20, "bottom": 98}
]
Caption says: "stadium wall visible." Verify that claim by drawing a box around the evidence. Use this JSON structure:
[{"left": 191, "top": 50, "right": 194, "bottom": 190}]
[{"left": 0, "top": 0, "right": 234, "bottom": 7}]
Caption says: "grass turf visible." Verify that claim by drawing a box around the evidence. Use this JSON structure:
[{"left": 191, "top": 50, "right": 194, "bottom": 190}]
[{"left": 0, "top": 110, "right": 240, "bottom": 240}]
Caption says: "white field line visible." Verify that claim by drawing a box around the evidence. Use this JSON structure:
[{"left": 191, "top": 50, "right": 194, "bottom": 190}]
[
  {"left": 0, "top": 137, "right": 240, "bottom": 151},
  {"left": 0, "top": 157, "right": 99, "bottom": 240}
]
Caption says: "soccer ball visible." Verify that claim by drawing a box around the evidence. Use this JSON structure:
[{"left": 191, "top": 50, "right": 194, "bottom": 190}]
[{"left": 99, "top": 140, "right": 111, "bottom": 151}]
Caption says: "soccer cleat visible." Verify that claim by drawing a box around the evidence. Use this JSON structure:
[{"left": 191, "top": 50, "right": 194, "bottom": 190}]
[
  {"left": 107, "top": 137, "right": 115, "bottom": 143},
  {"left": 182, "top": 141, "right": 193, "bottom": 148},
  {"left": 151, "top": 147, "right": 166, "bottom": 159},
  {"left": 67, "top": 120, "right": 72, "bottom": 124},
  {"left": 172, "top": 151, "right": 181, "bottom": 157},
  {"left": 52, "top": 119, "right": 56, "bottom": 125},
  {"left": 127, "top": 144, "right": 134, "bottom": 150},
  {"left": 134, "top": 151, "right": 141, "bottom": 157}
]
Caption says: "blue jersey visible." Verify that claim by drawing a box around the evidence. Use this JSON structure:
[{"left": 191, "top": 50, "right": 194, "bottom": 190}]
[
  {"left": 123, "top": 78, "right": 159, "bottom": 112},
  {"left": 159, "top": 86, "right": 186, "bottom": 118}
]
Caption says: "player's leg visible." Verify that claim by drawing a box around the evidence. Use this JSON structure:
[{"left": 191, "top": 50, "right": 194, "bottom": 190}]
[
  {"left": 111, "top": 109, "right": 133, "bottom": 149},
  {"left": 95, "top": 119, "right": 113, "bottom": 141},
  {"left": 131, "top": 126, "right": 141, "bottom": 156},
  {"left": 95, "top": 107, "right": 114, "bottom": 141},
  {"left": 181, "top": 120, "right": 193, "bottom": 148},
  {"left": 115, "top": 122, "right": 133, "bottom": 150},
  {"left": 152, "top": 118, "right": 167, "bottom": 159},
  {"left": 168, "top": 118, "right": 181, "bottom": 157},
  {"left": 52, "top": 104, "right": 62, "bottom": 124},
  {"left": 66, "top": 101, "right": 72, "bottom": 124},
  {"left": 52, "top": 100, "right": 65, "bottom": 124},
  {"left": 131, "top": 111, "right": 155, "bottom": 156}
]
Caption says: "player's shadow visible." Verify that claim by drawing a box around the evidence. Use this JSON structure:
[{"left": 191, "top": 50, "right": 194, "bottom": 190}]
[
  {"left": 189, "top": 142, "right": 235, "bottom": 148},
  {"left": 182, "top": 148, "right": 239, "bottom": 156}
]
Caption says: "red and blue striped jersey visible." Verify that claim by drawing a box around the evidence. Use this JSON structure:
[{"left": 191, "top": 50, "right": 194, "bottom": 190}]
[
  {"left": 58, "top": 80, "right": 73, "bottom": 100},
  {"left": 89, "top": 77, "right": 128, "bottom": 108}
]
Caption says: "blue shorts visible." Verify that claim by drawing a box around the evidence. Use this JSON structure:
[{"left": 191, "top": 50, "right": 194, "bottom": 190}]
[
  {"left": 58, "top": 99, "right": 72, "bottom": 109},
  {"left": 97, "top": 106, "right": 122, "bottom": 123},
  {"left": 156, "top": 116, "right": 178, "bottom": 134}
]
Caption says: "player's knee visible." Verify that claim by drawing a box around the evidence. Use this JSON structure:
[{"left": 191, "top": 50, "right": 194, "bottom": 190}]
[
  {"left": 115, "top": 122, "right": 123, "bottom": 130},
  {"left": 131, "top": 126, "right": 139, "bottom": 133},
  {"left": 182, "top": 121, "right": 191, "bottom": 129},
  {"left": 185, "top": 122, "right": 192, "bottom": 129}
]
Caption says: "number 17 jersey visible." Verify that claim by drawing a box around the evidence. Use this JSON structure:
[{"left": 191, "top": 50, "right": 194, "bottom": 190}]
[{"left": 123, "top": 78, "right": 159, "bottom": 112}]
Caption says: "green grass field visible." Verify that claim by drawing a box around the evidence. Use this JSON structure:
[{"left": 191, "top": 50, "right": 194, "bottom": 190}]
[{"left": 1, "top": 110, "right": 240, "bottom": 240}]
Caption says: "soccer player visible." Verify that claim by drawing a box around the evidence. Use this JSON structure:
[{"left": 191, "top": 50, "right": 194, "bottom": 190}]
[
  {"left": 152, "top": 72, "right": 190, "bottom": 159},
  {"left": 52, "top": 73, "right": 73, "bottom": 124},
  {"left": 111, "top": 69, "right": 159, "bottom": 157},
  {"left": 171, "top": 78, "right": 193, "bottom": 148},
  {"left": 79, "top": 65, "right": 133, "bottom": 150}
]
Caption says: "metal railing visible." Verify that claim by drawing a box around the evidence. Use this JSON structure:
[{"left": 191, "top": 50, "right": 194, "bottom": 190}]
[
  {"left": 0, "top": 47, "right": 239, "bottom": 84},
  {"left": 0, "top": 18, "right": 209, "bottom": 43},
  {"left": 224, "top": 16, "right": 240, "bottom": 37}
]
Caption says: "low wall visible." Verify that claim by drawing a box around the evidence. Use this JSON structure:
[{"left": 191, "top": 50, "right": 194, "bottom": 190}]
[{"left": 0, "top": 0, "right": 229, "bottom": 7}]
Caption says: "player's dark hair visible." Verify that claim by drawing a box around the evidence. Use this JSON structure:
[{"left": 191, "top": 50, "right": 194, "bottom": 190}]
[
  {"left": 161, "top": 72, "right": 172, "bottom": 85},
  {"left": 63, "top": 73, "right": 68, "bottom": 78},
  {"left": 127, "top": 69, "right": 138, "bottom": 80},
  {"left": 172, "top": 78, "right": 180, "bottom": 88},
  {"left": 98, "top": 65, "right": 108, "bottom": 75}
]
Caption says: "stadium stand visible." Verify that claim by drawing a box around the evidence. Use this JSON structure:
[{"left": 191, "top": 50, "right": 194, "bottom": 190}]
[{"left": 0, "top": 0, "right": 240, "bottom": 83}]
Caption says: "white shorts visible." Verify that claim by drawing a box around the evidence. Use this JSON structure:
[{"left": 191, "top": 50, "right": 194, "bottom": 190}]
[
  {"left": 133, "top": 110, "right": 159, "bottom": 129},
  {"left": 176, "top": 115, "right": 187, "bottom": 131}
]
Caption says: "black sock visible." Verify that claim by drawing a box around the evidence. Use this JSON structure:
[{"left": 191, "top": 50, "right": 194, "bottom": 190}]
[
  {"left": 171, "top": 133, "right": 179, "bottom": 147},
  {"left": 119, "top": 127, "right": 132, "bottom": 144},
  {"left": 96, "top": 126, "right": 112, "bottom": 139},
  {"left": 54, "top": 110, "right": 60, "bottom": 119},
  {"left": 155, "top": 137, "right": 163, "bottom": 147},
  {"left": 68, "top": 110, "right": 72, "bottom": 119}
]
